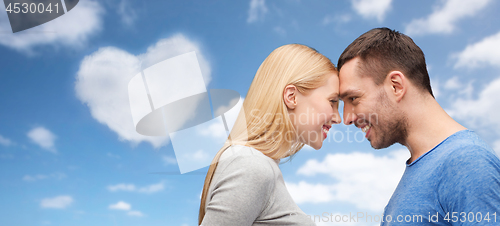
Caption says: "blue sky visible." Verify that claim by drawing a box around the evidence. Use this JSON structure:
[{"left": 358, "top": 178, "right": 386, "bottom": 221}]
[{"left": 1, "top": 0, "right": 500, "bottom": 225}]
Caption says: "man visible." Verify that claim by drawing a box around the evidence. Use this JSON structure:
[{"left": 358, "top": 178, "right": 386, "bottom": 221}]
[{"left": 337, "top": 27, "right": 500, "bottom": 225}]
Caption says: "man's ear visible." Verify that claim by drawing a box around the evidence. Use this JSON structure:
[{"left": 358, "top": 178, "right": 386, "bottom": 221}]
[
  {"left": 387, "top": 71, "right": 406, "bottom": 102},
  {"left": 283, "top": 85, "right": 298, "bottom": 109}
]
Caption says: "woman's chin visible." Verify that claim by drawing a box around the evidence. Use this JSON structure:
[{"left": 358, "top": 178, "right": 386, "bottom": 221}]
[{"left": 308, "top": 142, "right": 322, "bottom": 150}]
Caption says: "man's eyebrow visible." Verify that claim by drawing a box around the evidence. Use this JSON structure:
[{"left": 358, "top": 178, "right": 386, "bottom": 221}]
[{"left": 339, "top": 89, "right": 359, "bottom": 100}]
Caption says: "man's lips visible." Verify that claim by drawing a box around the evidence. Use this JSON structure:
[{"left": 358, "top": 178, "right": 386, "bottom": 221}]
[
  {"left": 364, "top": 126, "right": 371, "bottom": 138},
  {"left": 359, "top": 123, "right": 372, "bottom": 138}
]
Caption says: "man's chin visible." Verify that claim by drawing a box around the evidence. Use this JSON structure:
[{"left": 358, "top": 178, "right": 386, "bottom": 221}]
[
  {"left": 369, "top": 139, "right": 395, "bottom": 150},
  {"left": 370, "top": 143, "right": 383, "bottom": 149}
]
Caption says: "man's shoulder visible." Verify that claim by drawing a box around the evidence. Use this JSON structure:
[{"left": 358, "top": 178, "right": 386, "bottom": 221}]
[
  {"left": 433, "top": 131, "right": 500, "bottom": 214},
  {"left": 424, "top": 130, "right": 500, "bottom": 191},
  {"left": 433, "top": 131, "right": 500, "bottom": 190},
  {"left": 440, "top": 130, "right": 498, "bottom": 164},
  {"left": 431, "top": 130, "right": 496, "bottom": 162}
]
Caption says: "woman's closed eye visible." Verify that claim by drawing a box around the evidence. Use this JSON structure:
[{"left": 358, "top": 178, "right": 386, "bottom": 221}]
[{"left": 330, "top": 99, "right": 339, "bottom": 108}]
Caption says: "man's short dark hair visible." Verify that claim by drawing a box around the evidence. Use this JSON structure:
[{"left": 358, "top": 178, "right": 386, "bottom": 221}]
[{"left": 338, "top": 27, "right": 434, "bottom": 97}]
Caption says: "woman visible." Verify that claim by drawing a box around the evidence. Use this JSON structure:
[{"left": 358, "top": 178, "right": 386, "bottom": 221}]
[{"left": 199, "top": 44, "right": 341, "bottom": 225}]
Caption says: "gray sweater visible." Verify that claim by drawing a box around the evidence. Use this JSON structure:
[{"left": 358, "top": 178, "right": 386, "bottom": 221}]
[{"left": 201, "top": 145, "right": 315, "bottom": 226}]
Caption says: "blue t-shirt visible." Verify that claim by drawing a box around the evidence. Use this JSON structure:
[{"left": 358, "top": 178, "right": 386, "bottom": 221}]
[{"left": 381, "top": 130, "right": 500, "bottom": 225}]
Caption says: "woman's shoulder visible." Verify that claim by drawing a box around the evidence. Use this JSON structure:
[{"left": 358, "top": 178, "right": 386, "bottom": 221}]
[
  {"left": 216, "top": 145, "right": 280, "bottom": 179},
  {"left": 222, "top": 145, "right": 277, "bottom": 162}
]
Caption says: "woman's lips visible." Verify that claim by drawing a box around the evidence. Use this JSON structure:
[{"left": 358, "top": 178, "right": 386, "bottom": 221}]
[{"left": 322, "top": 125, "right": 330, "bottom": 139}]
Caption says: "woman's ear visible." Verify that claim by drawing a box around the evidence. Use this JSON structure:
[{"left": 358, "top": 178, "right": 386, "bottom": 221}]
[{"left": 283, "top": 85, "right": 298, "bottom": 110}]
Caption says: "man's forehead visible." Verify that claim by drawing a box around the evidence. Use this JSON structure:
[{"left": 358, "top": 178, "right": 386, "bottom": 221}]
[
  {"left": 338, "top": 59, "right": 362, "bottom": 92},
  {"left": 339, "top": 72, "right": 358, "bottom": 86}
]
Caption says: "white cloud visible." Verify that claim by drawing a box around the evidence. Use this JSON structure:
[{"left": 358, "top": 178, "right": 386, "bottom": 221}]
[
  {"left": 75, "top": 47, "right": 156, "bottom": 146},
  {"left": 316, "top": 220, "right": 358, "bottom": 226},
  {"left": 109, "top": 201, "right": 145, "bottom": 217},
  {"left": 23, "top": 172, "right": 66, "bottom": 182},
  {"left": 176, "top": 149, "right": 212, "bottom": 165},
  {"left": 137, "top": 181, "right": 165, "bottom": 194},
  {"left": 286, "top": 181, "right": 335, "bottom": 204},
  {"left": 198, "top": 120, "right": 227, "bottom": 139},
  {"left": 109, "top": 201, "right": 131, "bottom": 211},
  {"left": 405, "top": 0, "right": 492, "bottom": 36},
  {"left": 301, "top": 144, "right": 315, "bottom": 151},
  {"left": 214, "top": 97, "right": 243, "bottom": 129},
  {"left": 351, "top": 0, "right": 392, "bottom": 22},
  {"left": 107, "top": 183, "right": 136, "bottom": 192},
  {"left": 448, "top": 76, "right": 500, "bottom": 137},
  {"left": 75, "top": 34, "right": 211, "bottom": 148},
  {"left": 0, "top": 0, "right": 104, "bottom": 54},
  {"left": 192, "top": 149, "right": 209, "bottom": 161},
  {"left": 0, "top": 154, "right": 14, "bottom": 159},
  {"left": 441, "top": 76, "right": 474, "bottom": 99},
  {"left": 430, "top": 78, "right": 441, "bottom": 99},
  {"left": 273, "top": 26, "right": 286, "bottom": 36},
  {"left": 247, "top": 0, "right": 268, "bottom": 23},
  {"left": 107, "top": 181, "right": 165, "bottom": 194},
  {"left": 117, "top": 0, "right": 137, "bottom": 26},
  {"left": 40, "top": 195, "right": 73, "bottom": 209},
  {"left": 197, "top": 97, "right": 243, "bottom": 140},
  {"left": 444, "top": 76, "right": 462, "bottom": 90},
  {"left": 162, "top": 155, "right": 177, "bottom": 165},
  {"left": 493, "top": 140, "right": 500, "bottom": 157},
  {"left": 170, "top": 96, "right": 244, "bottom": 173},
  {"left": 127, "top": 210, "right": 144, "bottom": 217},
  {"left": 27, "top": 127, "right": 57, "bottom": 153},
  {"left": 24, "top": 174, "right": 48, "bottom": 181},
  {"left": 313, "top": 215, "right": 361, "bottom": 226},
  {"left": 140, "top": 36, "right": 211, "bottom": 83},
  {"left": 322, "top": 14, "right": 351, "bottom": 26},
  {"left": 107, "top": 153, "right": 120, "bottom": 159},
  {"left": 0, "top": 135, "right": 13, "bottom": 146},
  {"left": 288, "top": 150, "right": 408, "bottom": 212},
  {"left": 453, "top": 31, "right": 500, "bottom": 69}
]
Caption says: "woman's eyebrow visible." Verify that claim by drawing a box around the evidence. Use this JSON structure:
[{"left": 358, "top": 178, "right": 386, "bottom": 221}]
[{"left": 328, "top": 92, "right": 339, "bottom": 99}]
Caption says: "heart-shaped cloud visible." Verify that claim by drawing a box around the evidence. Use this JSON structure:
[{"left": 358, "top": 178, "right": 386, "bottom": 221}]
[{"left": 75, "top": 34, "right": 211, "bottom": 148}]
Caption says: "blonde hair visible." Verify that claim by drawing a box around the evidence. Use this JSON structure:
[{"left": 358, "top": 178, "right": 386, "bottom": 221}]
[{"left": 198, "top": 44, "right": 337, "bottom": 224}]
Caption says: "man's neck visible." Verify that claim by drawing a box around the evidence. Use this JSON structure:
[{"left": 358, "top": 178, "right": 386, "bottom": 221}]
[{"left": 403, "top": 96, "right": 467, "bottom": 164}]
